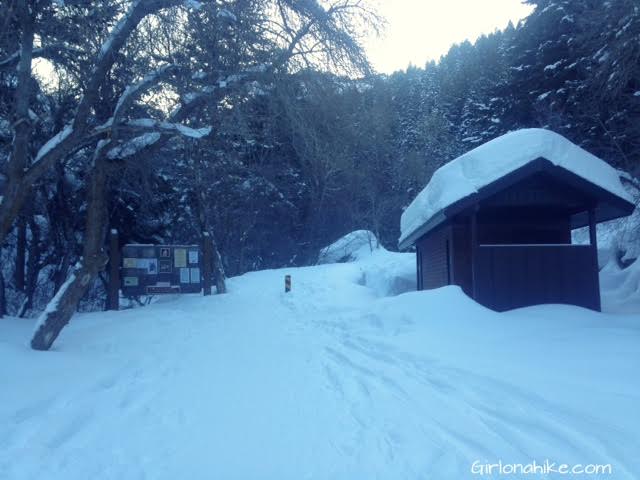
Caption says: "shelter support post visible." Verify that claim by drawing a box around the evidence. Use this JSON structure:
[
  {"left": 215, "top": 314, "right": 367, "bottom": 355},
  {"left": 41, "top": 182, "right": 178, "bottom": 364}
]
[
  {"left": 416, "top": 249, "right": 422, "bottom": 290},
  {"left": 588, "top": 207, "right": 601, "bottom": 311},
  {"left": 588, "top": 208, "right": 597, "bottom": 249},
  {"left": 471, "top": 209, "right": 478, "bottom": 300}
]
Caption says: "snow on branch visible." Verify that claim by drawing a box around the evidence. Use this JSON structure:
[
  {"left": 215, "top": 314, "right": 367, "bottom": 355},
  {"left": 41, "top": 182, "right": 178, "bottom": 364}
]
[
  {"left": 33, "top": 125, "right": 74, "bottom": 163},
  {"left": 97, "top": 0, "right": 143, "bottom": 62},
  {"left": 101, "top": 118, "right": 210, "bottom": 160},
  {"left": 76, "top": 0, "right": 202, "bottom": 128},
  {"left": 107, "top": 132, "right": 161, "bottom": 159},
  {"left": 112, "top": 64, "right": 179, "bottom": 123},
  {"left": 184, "top": 0, "right": 203, "bottom": 9},
  {"left": 126, "top": 118, "right": 212, "bottom": 138},
  {"left": 171, "top": 64, "right": 271, "bottom": 120},
  {"left": 0, "top": 117, "right": 10, "bottom": 138},
  {"left": 217, "top": 8, "right": 237, "bottom": 21},
  {"left": 99, "top": 0, "right": 209, "bottom": 63},
  {"left": 18, "top": 1, "right": 214, "bottom": 194},
  {"left": 0, "top": 50, "right": 21, "bottom": 70}
]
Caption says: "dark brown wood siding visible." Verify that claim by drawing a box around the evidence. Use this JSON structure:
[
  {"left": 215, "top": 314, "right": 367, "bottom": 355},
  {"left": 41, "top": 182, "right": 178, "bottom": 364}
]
[
  {"left": 416, "top": 226, "right": 451, "bottom": 290},
  {"left": 451, "top": 220, "right": 473, "bottom": 296},
  {"left": 482, "top": 171, "right": 590, "bottom": 212},
  {"left": 474, "top": 244, "right": 600, "bottom": 311},
  {"left": 477, "top": 208, "right": 571, "bottom": 245}
]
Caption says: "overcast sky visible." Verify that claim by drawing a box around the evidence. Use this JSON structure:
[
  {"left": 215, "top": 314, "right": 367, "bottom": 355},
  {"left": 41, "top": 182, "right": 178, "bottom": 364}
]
[{"left": 364, "top": 0, "right": 534, "bottom": 74}]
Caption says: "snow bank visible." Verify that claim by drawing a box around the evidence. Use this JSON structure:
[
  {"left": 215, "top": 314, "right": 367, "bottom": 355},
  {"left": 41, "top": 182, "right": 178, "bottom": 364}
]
[
  {"left": 356, "top": 249, "right": 416, "bottom": 297},
  {"left": 400, "top": 128, "right": 633, "bottom": 246},
  {"left": 600, "top": 258, "right": 640, "bottom": 313},
  {"left": 318, "top": 231, "right": 416, "bottom": 296},
  {"left": 317, "top": 230, "right": 379, "bottom": 264}
]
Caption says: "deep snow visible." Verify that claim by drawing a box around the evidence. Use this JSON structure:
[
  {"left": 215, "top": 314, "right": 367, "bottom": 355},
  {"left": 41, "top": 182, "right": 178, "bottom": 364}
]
[{"left": 1, "top": 248, "right": 639, "bottom": 479}]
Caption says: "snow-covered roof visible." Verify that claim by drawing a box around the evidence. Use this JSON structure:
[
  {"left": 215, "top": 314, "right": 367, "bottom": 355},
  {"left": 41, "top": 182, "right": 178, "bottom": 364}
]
[{"left": 399, "top": 128, "right": 634, "bottom": 249}]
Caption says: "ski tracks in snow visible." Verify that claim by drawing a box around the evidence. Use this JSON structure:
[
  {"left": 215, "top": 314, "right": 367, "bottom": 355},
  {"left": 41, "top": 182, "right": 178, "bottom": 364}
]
[
  {"left": 256, "top": 273, "right": 638, "bottom": 477},
  {"left": 317, "top": 319, "right": 636, "bottom": 478}
]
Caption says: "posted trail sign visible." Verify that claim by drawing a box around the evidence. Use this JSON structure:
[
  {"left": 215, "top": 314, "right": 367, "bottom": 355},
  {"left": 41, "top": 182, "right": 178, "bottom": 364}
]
[{"left": 121, "top": 244, "right": 203, "bottom": 296}]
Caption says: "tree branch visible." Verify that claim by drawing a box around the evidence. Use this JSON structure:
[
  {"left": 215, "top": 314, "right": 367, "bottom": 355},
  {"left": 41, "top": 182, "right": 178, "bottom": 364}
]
[
  {"left": 0, "top": 44, "right": 84, "bottom": 71},
  {"left": 112, "top": 64, "right": 180, "bottom": 125}
]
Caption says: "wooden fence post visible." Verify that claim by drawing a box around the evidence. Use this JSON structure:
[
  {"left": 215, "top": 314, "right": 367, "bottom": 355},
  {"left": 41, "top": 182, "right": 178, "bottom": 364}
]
[
  {"left": 107, "top": 229, "right": 120, "bottom": 310},
  {"left": 202, "top": 232, "right": 212, "bottom": 296}
]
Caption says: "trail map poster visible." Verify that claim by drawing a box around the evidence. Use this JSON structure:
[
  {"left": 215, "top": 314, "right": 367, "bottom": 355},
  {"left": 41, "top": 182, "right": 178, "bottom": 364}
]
[
  {"left": 174, "top": 249, "right": 187, "bottom": 268},
  {"left": 121, "top": 244, "right": 203, "bottom": 296}
]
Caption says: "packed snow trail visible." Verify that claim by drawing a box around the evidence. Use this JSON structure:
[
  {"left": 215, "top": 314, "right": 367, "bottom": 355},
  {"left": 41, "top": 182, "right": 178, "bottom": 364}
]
[{"left": 1, "top": 253, "right": 639, "bottom": 479}]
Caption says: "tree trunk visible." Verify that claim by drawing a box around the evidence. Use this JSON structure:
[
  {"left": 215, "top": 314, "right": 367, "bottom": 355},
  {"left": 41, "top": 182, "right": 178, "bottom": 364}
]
[
  {"left": 14, "top": 217, "right": 26, "bottom": 291},
  {"left": 192, "top": 151, "right": 227, "bottom": 294},
  {"left": 0, "top": 0, "right": 35, "bottom": 246},
  {"left": 31, "top": 149, "right": 110, "bottom": 350},
  {"left": 211, "top": 233, "right": 227, "bottom": 294},
  {"left": 19, "top": 216, "right": 41, "bottom": 316},
  {"left": 202, "top": 232, "right": 212, "bottom": 296},
  {"left": 53, "top": 253, "right": 71, "bottom": 292}
]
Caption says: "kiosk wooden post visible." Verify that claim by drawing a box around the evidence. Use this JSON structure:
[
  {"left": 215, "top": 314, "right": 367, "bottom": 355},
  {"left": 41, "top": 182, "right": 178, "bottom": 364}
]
[{"left": 107, "top": 229, "right": 120, "bottom": 310}]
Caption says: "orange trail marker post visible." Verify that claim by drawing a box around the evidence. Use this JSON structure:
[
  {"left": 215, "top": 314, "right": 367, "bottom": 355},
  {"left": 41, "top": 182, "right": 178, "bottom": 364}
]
[{"left": 285, "top": 275, "right": 291, "bottom": 293}]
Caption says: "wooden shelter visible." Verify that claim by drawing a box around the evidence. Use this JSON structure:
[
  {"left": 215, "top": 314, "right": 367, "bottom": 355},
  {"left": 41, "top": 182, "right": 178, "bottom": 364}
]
[{"left": 399, "top": 130, "right": 635, "bottom": 311}]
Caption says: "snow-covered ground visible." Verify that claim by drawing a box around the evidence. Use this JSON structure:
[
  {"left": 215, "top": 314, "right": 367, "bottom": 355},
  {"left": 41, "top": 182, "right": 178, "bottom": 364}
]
[{"left": 1, "top": 246, "right": 639, "bottom": 479}]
